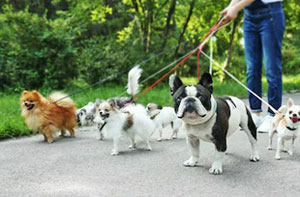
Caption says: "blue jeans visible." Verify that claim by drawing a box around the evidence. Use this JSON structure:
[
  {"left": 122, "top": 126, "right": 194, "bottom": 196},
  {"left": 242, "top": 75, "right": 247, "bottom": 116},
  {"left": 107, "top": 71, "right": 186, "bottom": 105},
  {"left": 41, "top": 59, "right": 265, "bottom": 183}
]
[{"left": 243, "top": 2, "right": 285, "bottom": 116}]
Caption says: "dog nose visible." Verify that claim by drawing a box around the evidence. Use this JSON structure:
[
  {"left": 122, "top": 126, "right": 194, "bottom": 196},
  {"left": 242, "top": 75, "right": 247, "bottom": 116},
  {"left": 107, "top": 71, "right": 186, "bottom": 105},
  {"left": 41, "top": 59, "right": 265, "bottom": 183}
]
[
  {"left": 186, "top": 98, "right": 195, "bottom": 103},
  {"left": 293, "top": 113, "right": 298, "bottom": 117}
]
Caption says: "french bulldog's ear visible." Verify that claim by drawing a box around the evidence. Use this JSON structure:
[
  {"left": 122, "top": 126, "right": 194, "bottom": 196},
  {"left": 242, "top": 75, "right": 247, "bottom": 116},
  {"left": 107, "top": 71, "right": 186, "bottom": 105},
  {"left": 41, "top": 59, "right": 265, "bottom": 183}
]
[
  {"left": 199, "top": 73, "right": 213, "bottom": 93},
  {"left": 169, "top": 74, "right": 183, "bottom": 96},
  {"left": 288, "top": 98, "right": 294, "bottom": 108}
]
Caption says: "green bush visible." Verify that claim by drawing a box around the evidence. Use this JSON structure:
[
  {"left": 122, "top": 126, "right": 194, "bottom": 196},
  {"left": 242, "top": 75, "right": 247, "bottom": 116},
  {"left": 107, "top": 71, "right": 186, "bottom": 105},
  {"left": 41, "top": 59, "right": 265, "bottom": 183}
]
[{"left": 0, "top": 5, "right": 77, "bottom": 92}]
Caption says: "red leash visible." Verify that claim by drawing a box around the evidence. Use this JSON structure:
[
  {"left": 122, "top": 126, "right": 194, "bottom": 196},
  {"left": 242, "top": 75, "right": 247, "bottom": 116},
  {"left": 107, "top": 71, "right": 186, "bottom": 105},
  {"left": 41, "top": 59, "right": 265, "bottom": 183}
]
[{"left": 133, "top": 17, "right": 232, "bottom": 103}]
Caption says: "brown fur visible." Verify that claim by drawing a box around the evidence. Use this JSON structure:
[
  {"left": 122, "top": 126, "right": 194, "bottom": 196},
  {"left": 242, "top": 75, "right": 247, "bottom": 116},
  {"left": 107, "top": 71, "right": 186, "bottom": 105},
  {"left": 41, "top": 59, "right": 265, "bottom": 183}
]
[
  {"left": 272, "top": 105, "right": 287, "bottom": 131},
  {"left": 123, "top": 114, "right": 134, "bottom": 131},
  {"left": 20, "top": 90, "right": 77, "bottom": 143}
]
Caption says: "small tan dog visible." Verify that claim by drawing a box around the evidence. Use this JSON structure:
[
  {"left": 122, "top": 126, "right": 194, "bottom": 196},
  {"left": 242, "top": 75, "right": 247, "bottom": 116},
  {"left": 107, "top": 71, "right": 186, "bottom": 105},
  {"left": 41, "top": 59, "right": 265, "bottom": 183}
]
[
  {"left": 268, "top": 98, "right": 300, "bottom": 159},
  {"left": 20, "top": 90, "right": 77, "bottom": 143}
]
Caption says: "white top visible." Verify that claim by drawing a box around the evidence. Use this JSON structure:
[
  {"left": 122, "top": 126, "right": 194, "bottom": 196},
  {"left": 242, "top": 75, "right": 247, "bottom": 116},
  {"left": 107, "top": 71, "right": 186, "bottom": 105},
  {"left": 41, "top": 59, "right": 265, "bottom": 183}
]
[{"left": 261, "top": 0, "right": 283, "bottom": 3}]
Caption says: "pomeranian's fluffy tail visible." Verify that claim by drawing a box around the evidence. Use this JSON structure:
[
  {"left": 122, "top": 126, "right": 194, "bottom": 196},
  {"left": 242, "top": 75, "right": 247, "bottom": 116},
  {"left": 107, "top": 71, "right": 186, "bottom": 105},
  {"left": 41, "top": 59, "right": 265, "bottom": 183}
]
[
  {"left": 49, "top": 92, "right": 75, "bottom": 108},
  {"left": 127, "top": 66, "right": 142, "bottom": 97}
]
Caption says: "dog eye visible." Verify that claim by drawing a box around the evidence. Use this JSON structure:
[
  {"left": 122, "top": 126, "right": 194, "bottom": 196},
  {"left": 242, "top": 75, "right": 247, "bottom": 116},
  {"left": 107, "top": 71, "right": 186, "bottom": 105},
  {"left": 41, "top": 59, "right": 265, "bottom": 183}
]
[
  {"left": 289, "top": 111, "right": 293, "bottom": 114},
  {"left": 298, "top": 112, "right": 300, "bottom": 116},
  {"left": 29, "top": 100, "right": 33, "bottom": 102},
  {"left": 105, "top": 109, "right": 109, "bottom": 112}
]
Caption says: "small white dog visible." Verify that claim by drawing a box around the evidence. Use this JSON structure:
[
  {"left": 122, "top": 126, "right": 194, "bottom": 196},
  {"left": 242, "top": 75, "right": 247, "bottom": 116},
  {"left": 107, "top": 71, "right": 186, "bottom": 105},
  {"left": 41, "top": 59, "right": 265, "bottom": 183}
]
[
  {"left": 97, "top": 66, "right": 156, "bottom": 155},
  {"left": 268, "top": 98, "right": 300, "bottom": 159},
  {"left": 98, "top": 100, "right": 155, "bottom": 155},
  {"left": 146, "top": 103, "right": 182, "bottom": 141}
]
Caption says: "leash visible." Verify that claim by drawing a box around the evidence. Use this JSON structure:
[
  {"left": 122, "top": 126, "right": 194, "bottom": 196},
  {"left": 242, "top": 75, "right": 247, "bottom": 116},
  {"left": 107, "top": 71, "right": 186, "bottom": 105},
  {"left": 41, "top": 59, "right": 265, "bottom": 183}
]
[
  {"left": 196, "top": 17, "right": 232, "bottom": 80},
  {"left": 51, "top": 40, "right": 189, "bottom": 104},
  {"left": 132, "top": 16, "right": 232, "bottom": 103},
  {"left": 199, "top": 50, "right": 280, "bottom": 115}
]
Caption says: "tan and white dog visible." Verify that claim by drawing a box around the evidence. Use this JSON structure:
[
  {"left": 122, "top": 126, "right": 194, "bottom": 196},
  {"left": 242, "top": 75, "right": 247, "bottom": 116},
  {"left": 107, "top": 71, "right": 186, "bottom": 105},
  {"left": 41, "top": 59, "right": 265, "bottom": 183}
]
[
  {"left": 268, "top": 98, "right": 300, "bottom": 159},
  {"left": 146, "top": 103, "right": 182, "bottom": 141}
]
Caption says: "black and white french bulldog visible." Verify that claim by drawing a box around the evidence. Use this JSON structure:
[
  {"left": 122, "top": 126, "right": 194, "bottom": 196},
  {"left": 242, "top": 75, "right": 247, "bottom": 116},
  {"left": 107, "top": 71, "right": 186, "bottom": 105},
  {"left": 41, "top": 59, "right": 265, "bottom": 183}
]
[{"left": 169, "top": 73, "right": 260, "bottom": 175}]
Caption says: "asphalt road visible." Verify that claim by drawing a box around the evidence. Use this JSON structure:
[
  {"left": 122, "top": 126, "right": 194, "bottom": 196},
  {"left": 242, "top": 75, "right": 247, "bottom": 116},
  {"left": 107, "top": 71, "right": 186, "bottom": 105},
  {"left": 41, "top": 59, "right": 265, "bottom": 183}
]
[{"left": 1, "top": 93, "right": 300, "bottom": 197}]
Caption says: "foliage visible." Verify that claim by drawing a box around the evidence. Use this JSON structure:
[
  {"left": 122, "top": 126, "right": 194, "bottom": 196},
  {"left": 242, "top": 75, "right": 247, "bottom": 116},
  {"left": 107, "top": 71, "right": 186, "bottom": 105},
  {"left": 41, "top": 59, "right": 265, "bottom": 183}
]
[
  {"left": 0, "top": 0, "right": 299, "bottom": 92},
  {"left": 0, "top": 4, "right": 77, "bottom": 92}
]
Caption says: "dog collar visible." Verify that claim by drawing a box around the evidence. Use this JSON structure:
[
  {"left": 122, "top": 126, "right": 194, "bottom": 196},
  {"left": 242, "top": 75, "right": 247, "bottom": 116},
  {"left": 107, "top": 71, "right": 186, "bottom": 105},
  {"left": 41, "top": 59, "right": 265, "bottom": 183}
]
[
  {"left": 286, "top": 126, "right": 297, "bottom": 131},
  {"left": 150, "top": 112, "right": 160, "bottom": 120},
  {"left": 201, "top": 98, "right": 218, "bottom": 124}
]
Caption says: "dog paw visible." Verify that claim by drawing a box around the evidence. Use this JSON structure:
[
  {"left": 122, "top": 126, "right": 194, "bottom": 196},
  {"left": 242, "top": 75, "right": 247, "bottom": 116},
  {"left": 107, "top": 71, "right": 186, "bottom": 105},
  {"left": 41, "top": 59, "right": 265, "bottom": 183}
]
[
  {"left": 209, "top": 164, "right": 223, "bottom": 175},
  {"left": 267, "top": 146, "right": 272, "bottom": 150},
  {"left": 288, "top": 150, "right": 293, "bottom": 156},
  {"left": 47, "top": 139, "right": 54, "bottom": 143},
  {"left": 274, "top": 155, "right": 281, "bottom": 160},
  {"left": 183, "top": 157, "right": 198, "bottom": 167},
  {"left": 128, "top": 143, "right": 136, "bottom": 149},
  {"left": 250, "top": 153, "right": 260, "bottom": 162},
  {"left": 281, "top": 149, "right": 288, "bottom": 153},
  {"left": 111, "top": 150, "right": 119, "bottom": 156},
  {"left": 157, "top": 138, "right": 162, "bottom": 142}
]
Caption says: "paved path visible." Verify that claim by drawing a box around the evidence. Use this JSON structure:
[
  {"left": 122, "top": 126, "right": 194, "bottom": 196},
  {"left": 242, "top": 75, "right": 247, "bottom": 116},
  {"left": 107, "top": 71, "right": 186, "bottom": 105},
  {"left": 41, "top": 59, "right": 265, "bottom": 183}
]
[{"left": 1, "top": 93, "right": 300, "bottom": 196}]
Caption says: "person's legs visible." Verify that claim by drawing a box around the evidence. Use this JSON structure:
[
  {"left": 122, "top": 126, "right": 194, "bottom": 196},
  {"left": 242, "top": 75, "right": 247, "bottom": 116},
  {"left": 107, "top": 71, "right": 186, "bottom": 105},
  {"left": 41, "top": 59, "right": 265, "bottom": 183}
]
[
  {"left": 243, "top": 12, "right": 264, "bottom": 127},
  {"left": 261, "top": 7, "right": 285, "bottom": 116}
]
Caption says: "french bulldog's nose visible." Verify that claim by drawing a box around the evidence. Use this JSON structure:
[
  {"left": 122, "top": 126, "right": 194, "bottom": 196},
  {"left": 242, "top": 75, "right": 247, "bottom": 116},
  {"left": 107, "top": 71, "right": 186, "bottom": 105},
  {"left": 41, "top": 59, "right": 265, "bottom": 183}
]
[
  {"left": 293, "top": 113, "right": 298, "bottom": 117},
  {"left": 186, "top": 98, "right": 195, "bottom": 103}
]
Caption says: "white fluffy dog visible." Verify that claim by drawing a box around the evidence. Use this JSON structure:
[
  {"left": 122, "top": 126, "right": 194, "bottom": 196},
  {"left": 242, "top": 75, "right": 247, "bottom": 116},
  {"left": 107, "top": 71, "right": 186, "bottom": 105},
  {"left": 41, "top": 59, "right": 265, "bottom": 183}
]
[
  {"left": 98, "top": 100, "right": 156, "bottom": 155},
  {"left": 146, "top": 103, "right": 182, "bottom": 141},
  {"left": 96, "top": 66, "right": 156, "bottom": 155}
]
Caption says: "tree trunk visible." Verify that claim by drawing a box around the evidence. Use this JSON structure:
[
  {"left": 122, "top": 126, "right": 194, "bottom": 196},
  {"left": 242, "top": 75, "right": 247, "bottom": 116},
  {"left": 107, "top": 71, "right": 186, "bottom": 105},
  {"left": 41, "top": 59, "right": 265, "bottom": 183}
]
[
  {"left": 220, "top": 14, "right": 242, "bottom": 82},
  {"left": 161, "top": 0, "right": 177, "bottom": 49},
  {"left": 174, "top": 0, "right": 196, "bottom": 57}
]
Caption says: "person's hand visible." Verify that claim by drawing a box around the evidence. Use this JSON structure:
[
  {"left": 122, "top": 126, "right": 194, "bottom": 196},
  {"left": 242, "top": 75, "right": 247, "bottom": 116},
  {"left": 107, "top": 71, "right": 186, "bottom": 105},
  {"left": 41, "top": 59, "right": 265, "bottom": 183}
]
[{"left": 219, "top": 5, "right": 240, "bottom": 20}]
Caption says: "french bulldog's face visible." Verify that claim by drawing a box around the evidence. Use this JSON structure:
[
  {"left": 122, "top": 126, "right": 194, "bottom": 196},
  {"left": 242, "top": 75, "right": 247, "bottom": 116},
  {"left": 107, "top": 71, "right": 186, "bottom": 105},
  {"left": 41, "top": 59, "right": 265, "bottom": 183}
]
[
  {"left": 169, "top": 73, "right": 214, "bottom": 125},
  {"left": 286, "top": 98, "right": 300, "bottom": 124}
]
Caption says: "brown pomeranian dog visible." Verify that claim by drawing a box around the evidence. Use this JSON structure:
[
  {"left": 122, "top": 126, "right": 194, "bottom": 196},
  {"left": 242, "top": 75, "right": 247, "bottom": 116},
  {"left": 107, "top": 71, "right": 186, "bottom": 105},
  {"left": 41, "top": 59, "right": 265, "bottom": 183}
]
[{"left": 20, "top": 90, "right": 77, "bottom": 143}]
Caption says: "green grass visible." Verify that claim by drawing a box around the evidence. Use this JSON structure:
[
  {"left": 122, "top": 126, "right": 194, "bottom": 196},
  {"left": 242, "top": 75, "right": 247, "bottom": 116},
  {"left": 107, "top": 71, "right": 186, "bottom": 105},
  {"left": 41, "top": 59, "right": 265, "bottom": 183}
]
[{"left": 1, "top": 74, "right": 299, "bottom": 139}]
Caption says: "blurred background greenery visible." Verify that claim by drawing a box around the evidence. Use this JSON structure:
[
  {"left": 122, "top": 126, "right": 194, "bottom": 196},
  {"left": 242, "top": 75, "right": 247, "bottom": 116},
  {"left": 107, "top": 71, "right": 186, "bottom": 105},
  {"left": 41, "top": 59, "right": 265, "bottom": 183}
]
[{"left": 0, "top": 0, "right": 299, "bottom": 92}]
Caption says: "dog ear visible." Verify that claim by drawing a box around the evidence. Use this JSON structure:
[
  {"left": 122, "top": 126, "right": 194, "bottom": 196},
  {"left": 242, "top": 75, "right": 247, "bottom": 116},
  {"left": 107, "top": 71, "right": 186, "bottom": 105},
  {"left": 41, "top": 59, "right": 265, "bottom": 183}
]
[
  {"left": 169, "top": 74, "right": 183, "bottom": 96},
  {"left": 108, "top": 99, "right": 116, "bottom": 108},
  {"left": 199, "top": 73, "right": 213, "bottom": 93},
  {"left": 22, "top": 90, "right": 28, "bottom": 96},
  {"left": 288, "top": 98, "right": 294, "bottom": 108}
]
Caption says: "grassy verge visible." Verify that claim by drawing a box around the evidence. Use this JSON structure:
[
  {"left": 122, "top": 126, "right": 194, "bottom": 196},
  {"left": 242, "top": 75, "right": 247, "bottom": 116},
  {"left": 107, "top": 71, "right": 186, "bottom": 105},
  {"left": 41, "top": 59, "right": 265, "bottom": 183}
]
[{"left": 0, "top": 74, "right": 299, "bottom": 139}]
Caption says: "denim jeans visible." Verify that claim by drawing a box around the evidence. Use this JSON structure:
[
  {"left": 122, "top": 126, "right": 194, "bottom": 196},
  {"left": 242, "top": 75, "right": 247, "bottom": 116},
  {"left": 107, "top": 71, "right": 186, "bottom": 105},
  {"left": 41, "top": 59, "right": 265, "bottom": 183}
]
[{"left": 243, "top": 2, "right": 285, "bottom": 116}]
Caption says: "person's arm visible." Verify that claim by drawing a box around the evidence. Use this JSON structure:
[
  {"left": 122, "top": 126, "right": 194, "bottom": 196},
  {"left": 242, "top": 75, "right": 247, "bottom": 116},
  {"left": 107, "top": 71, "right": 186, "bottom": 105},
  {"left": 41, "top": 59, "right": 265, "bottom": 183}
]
[{"left": 220, "top": 0, "right": 256, "bottom": 20}]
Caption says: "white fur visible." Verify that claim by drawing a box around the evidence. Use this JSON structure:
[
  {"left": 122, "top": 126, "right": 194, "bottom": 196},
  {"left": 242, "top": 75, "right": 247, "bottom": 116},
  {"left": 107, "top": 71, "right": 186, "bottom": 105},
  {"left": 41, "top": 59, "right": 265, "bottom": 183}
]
[
  {"left": 99, "top": 103, "right": 156, "bottom": 155},
  {"left": 182, "top": 96, "right": 259, "bottom": 174},
  {"left": 268, "top": 98, "right": 300, "bottom": 159},
  {"left": 146, "top": 105, "right": 182, "bottom": 141},
  {"left": 127, "top": 66, "right": 142, "bottom": 97},
  {"left": 77, "top": 102, "right": 96, "bottom": 126}
]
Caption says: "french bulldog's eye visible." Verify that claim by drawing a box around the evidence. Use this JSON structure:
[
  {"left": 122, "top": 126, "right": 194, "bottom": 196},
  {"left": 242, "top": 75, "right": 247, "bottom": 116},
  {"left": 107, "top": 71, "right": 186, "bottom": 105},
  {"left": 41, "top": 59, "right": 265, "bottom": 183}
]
[
  {"left": 29, "top": 100, "right": 33, "bottom": 102},
  {"left": 289, "top": 111, "right": 293, "bottom": 114},
  {"left": 105, "top": 109, "right": 109, "bottom": 112}
]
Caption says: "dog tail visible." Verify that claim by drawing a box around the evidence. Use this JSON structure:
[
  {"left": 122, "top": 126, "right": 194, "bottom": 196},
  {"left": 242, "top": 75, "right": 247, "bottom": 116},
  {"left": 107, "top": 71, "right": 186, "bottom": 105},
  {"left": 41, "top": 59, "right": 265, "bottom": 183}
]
[
  {"left": 127, "top": 66, "right": 142, "bottom": 98},
  {"left": 49, "top": 92, "right": 75, "bottom": 108}
]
